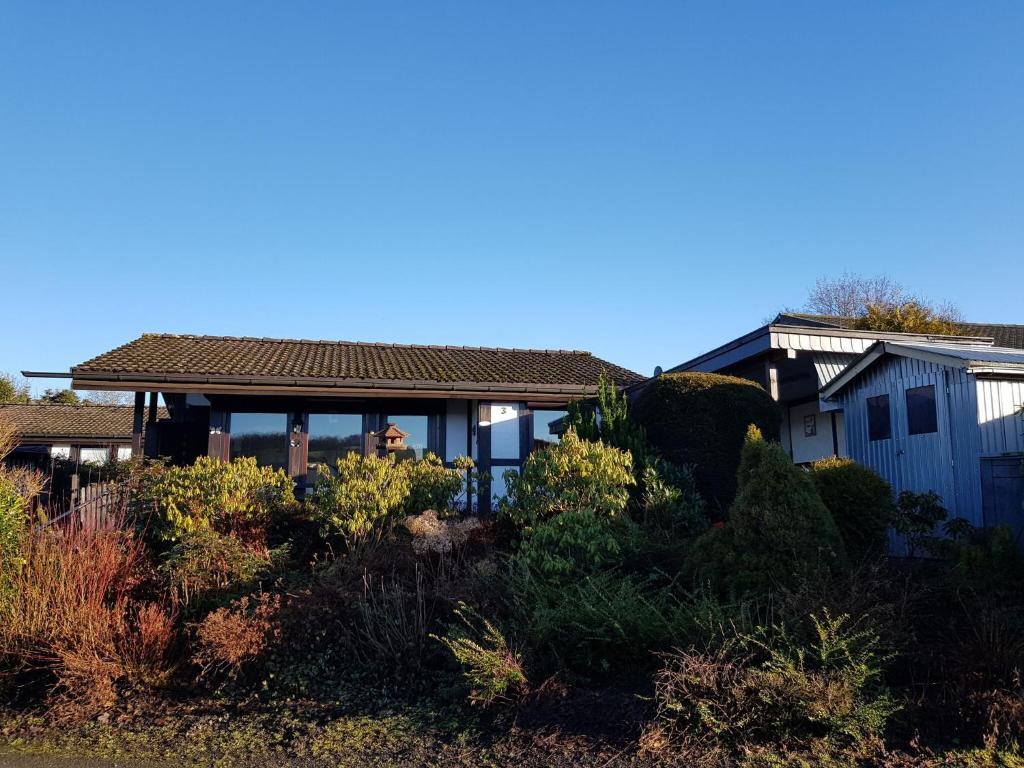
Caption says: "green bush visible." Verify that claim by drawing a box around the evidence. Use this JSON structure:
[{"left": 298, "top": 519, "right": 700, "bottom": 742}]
[
  {"left": 566, "top": 372, "right": 652, "bottom": 466},
  {"left": 630, "top": 372, "right": 782, "bottom": 509},
  {"left": 502, "top": 428, "right": 634, "bottom": 527},
  {"left": 307, "top": 452, "right": 411, "bottom": 552},
  {"left": 399, "top": 452, "right": 469, "bottom": 515},
  {"left": 159, "top": 528, "right": 285, "bottom": 611},
  {"left": 0, "top": 476, "right": 26, "bottom": 604},
  {"left": 149, "top": 457, "right": 295, "bottom": 544},
  {"left": 810, "top": 458, "right": 895, "bottom": 562},
  {"left": 650, "top": 610, "right": 897, "bottom": 754},
  {"left": 501, "top": 428, "right": 635, "bottom": 575},
  {"left": 508, "top": 563, "right": 688, "bottom": 678},
  {"left": 434, "top": 602, "right": 527, "bottom": 706},
  {"left": 693, "top": 426, "right": 845, "bottom": 594},
  {"left": 637, "top": 461, "right": 707, "bottom": 541}
]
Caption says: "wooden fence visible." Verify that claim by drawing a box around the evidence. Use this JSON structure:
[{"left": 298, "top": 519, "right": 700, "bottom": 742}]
[{"left": 38, "top": 476, "right": 123, "bottom": 532}]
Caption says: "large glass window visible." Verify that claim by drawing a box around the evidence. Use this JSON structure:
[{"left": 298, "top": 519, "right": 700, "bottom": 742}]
[
  {"left": 532, "top": 409, "right": 568, "bottom": 451},
  {"left": 382, "top": 415, "right": 429, "bottom": 461},
  {"left": 906, "top": 385, "right": 938, "bottom": 435},
  {"left": 866, "top": 395, "right": 891, "bottom": 441},
  {"left": 230, "top": 412, "right": 288, "bottom": 469},
  {"left": 308, "top": 414, "right": 363, "bottom": 472}
]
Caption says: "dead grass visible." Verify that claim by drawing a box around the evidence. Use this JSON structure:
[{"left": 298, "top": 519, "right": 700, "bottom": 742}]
[{"left": 0, "top": 520, "right": 173, "bottom": 715}]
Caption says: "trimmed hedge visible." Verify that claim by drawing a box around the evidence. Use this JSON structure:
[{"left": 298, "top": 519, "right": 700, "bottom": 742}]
[
  {"left": 810, "top": 458, "right": 895, "bottom": 563},
  {"left": 630, "top": 372, "right": 782, "bottom": 509}
]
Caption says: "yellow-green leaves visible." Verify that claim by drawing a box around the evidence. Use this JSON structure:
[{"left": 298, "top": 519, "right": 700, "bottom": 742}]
[{"left": 151, "top": 457, "right": 294, "bottom": 544}]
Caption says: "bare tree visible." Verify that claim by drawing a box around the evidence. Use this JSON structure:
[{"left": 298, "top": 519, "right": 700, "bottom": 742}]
[
  {"left": 805, "top": 273, "right": 906, "bottom": 317},
  {"left": 82, "top": 390, "right": 134, "bottom": 406}
]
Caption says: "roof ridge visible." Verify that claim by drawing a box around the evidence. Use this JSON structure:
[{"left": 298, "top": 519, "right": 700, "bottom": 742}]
[
  {"left": 138, "top": 332, "right": 594, "bottom": 356},
  {"left": 785, "top": 312, "right": 1024, "bottom": 330}
]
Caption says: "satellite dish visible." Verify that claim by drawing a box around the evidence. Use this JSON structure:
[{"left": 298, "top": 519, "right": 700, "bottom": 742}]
[{"left": 653, "top": 366, "right": 663, "bottom": 377}]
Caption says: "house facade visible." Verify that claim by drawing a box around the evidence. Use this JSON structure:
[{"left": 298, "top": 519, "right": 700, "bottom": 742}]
[
  {"left": 33, "top": 333, "right": 642, "bottom": 511},
  {"left": 819, "top": 341, "right": 1024, "bottom": 536},
  {"left": 668, "top": 314, "right": 1024, "bottom": 536}
]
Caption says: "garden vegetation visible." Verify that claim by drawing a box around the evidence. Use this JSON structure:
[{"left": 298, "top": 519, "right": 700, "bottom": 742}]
[{"left": 1, "top": 382, "right": 1022, "bottom": 767}]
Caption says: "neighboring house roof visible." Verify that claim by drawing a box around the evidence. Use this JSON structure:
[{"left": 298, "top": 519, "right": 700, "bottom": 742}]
[
  {"left": 778, "top": 313, "right": 1024, "bottom": 350},
  {"left": 60, "top": 334, "right": 644, "bottom": 399},
  {"left": 0, "top": 403, "right": 167, "bottom": 443},
  {"left": 820, "top": 341, "right": 1024, "bottom": 400}
]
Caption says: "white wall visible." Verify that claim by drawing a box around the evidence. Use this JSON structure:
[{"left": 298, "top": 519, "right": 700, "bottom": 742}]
[
  {"left": 787, "top": 401, "right": 844, "bottom": 464},
  {"left": 977, "top": 379, "right": 1024, "bottom": 455}
]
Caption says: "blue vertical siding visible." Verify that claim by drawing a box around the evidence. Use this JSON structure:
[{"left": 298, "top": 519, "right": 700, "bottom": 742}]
[
  {"left": 832, "top": 356, "right": 983, "bottom": 526},
  {"left": 976, "top": 379, "right": 1024, "bottom": 455}
]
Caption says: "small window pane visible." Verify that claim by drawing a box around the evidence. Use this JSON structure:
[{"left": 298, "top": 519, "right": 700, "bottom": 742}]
[
  {"left": 308, "top": 414, "right": 363, "bottom": 472},
  {"left": 382, "top": 415, "right": 429, "bottom": 461},
  {"left": 230, "top": 413, "right": 288, "bottom": 470},
  {"left": 867, "top": 395, "right": 891, "bottom": 441},
  {"left": 80, "top": 447, "right": 110, "bottom": 464},
  {"left": 906, "top": 385, "right": 938, "bottom": 435},
  {"left": 532, "top": 409, "right": 568, "bottom": 451}
]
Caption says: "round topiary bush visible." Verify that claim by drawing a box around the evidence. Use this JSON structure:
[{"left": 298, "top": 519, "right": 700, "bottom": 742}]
[
  {"left": 629, "top": 372, "right": 782, "bottom": 510},
  {"left": 810, "top": 457, "right": 895, "bottom": 563}
]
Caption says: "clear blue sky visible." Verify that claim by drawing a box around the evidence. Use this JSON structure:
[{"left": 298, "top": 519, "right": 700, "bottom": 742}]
[{"left": 2, "top": 2, "right": 1022, "bottom": 394}]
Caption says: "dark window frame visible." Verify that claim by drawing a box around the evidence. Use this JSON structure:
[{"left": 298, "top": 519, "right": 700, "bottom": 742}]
[
  {"left": 905, "top": 384, "right": 939, "bottom": 436},
  {"left": 866, "top": 394, "right": 891, "bottom": 442}
]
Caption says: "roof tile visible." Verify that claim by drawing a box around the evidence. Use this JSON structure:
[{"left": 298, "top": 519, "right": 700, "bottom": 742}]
[
  {"left": 0, "top": 404, "right": 166, "bottom": 441},
  {"left": 71, "top": 334, "right": 644, "bottom": 390}
]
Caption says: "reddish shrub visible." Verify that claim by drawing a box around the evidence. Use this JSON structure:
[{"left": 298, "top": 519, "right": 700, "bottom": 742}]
[
  {"left": 193, "top": 592, "right": 281, "bottom": 682},
  {"left": 0, "top": 522, "right": 167, "bottom": 715}
]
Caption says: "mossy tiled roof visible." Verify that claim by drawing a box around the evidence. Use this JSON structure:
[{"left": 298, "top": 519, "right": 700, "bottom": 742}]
[
  {"left": 0, "top": 404, "right": 165, "bottom": 441},
  {"left": 71, "top": 334, "right": 643, "bottom": 391}
]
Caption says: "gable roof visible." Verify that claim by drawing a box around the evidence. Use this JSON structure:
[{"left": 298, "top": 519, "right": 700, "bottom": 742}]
[
  {"left": 63, "top": 334, "right": 643, "bottom": 399},
  {"left": 820, "top": 340, "right": 1024, "bottom": 400},
  {"left": 779, "top": 313, "right": 1024, "bottom": 350},
  {"left": 0, "top": 403, "right": 166, "bottom": 443}
]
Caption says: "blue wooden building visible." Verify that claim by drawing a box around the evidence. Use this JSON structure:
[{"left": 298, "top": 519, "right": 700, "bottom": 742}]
[{"left": 819, "top": 341, "right": 1024, "bottom": 537}]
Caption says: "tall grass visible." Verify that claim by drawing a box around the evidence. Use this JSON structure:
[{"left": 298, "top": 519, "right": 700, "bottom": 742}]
[{"left": 0, "top": 519, "right": 173, "bottom": 713}]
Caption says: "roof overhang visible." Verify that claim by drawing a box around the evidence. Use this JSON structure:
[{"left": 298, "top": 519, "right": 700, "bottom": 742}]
[
  {"left": 668, "top": 323, "right": 993, "bottom": 374},
  {"left": 50, "top": 371, "right": 598, "bottom": 403},
  {"left": 820, "top": 341, "right": 1024, "bottom": 400}
]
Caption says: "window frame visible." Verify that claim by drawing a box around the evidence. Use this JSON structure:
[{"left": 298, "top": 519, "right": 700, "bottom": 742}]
[
  {"left": 866, "top": 394, "right": 892, "bottom": 442},
  {"left": 905, "top": 384, "right": 939, "bottom": 436}
]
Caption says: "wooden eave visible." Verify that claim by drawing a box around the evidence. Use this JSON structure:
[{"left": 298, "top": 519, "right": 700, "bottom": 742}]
[{"left": 66, "top": 370, "right": 599, "bottom": 402}]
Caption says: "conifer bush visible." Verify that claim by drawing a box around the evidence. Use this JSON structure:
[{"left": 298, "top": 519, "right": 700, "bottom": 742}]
[{"left": 693, "top": 426, "right": 845, "bottom": 594}]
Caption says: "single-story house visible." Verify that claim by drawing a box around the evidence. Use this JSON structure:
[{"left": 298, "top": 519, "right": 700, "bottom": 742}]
[
  {"left": 0, "top": 403, "right": 164, "bottom": 465},
  {"left": 26, "top": 333, "right": 642, "bottom": 511},
  {"left": 668, "top": 313, "right": 1024, "bottom": 534}
]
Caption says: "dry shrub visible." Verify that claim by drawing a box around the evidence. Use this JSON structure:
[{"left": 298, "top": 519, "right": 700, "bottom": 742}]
[
  {"left": 122, "top": 602, "right": 178, "bottom": 684},
  {"left": 0, "top": 522, "right": 168, "bottom": 715},
  {"left": 193, "top": 592, "right": 281, "bottom": 683}
]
